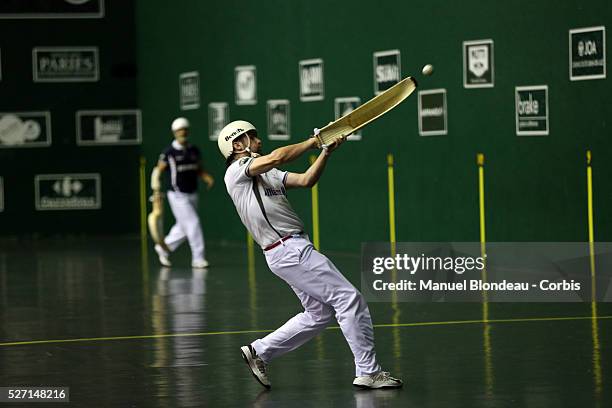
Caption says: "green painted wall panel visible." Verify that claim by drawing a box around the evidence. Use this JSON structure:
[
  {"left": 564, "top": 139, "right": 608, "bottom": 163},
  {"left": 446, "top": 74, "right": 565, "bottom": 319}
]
[{"left": 135, "top": 0, "right": 611, "bottom": 251}]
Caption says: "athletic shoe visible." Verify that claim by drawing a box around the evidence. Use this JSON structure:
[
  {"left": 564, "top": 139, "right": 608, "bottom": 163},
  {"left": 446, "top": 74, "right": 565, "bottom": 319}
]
[
  {"left": 353, "top": 371, "right": 403, "bottom": 389},
  {"left": 240, "top": 345, "right": 271, "bottom": 389},
  {"left": 154, "top": 244, "right": 171, "bottom": 267},
  {"left": 191, "top": 259, "right": 209, "bottom": 269}
]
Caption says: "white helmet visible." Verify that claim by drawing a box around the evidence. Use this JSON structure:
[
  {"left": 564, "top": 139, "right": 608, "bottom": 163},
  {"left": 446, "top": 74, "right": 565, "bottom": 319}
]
[
  {"left": 171, "top": 117, "right": 190, "bottom": 132},
  {"left": 218, "top": 120, "right": 257, "bottom": 159}
]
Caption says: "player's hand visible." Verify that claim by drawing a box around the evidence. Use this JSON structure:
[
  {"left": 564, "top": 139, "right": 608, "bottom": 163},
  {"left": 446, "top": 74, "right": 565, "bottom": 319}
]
[
  {"left": 203, "top": 174, "right": 215, "bottom": 190},
  {"left": 323, "top": 135, "right": 346, "bottom": 155},
  {"left": 150, "top": 191, "right": 164, "bottom": 207},
  {"left": 150, "top": 190, "right": 162, "bottom": 200}
]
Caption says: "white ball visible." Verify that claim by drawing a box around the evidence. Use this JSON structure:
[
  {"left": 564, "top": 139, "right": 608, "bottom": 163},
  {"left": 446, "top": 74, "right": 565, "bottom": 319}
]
[{"left": 422, "top": 64, "right": 434, "bottom": 76}]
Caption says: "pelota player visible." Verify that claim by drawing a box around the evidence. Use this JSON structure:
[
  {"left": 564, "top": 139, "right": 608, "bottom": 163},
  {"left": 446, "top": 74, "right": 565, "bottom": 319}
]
[
  {"left": 218, "top": 120, "right": 402, "bottom": 389},
  {"left": 151, "top": 117, "right": 214, "bottom": 268}
]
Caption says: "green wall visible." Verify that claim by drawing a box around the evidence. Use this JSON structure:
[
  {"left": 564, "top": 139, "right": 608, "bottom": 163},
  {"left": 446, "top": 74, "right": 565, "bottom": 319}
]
[
  {"left": 0, "top": 1, "right": 608, "bottom": 248},
  {"left": 0, "top": 1, "right": 139, "bottom": 235},
  {"left": 144, "top": 1, "right": 609, "bottom": 249}
]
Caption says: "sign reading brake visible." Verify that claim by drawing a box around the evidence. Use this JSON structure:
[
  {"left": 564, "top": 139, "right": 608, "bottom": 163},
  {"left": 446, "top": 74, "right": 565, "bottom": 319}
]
[{"left": 225, "top": 128, "right": 244, "bottom": 141}]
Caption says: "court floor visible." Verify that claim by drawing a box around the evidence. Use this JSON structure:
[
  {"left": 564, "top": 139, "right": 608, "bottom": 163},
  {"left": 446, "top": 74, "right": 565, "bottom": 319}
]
[{"left": 0, "top": 237, "right": 610, "bottom": 407}]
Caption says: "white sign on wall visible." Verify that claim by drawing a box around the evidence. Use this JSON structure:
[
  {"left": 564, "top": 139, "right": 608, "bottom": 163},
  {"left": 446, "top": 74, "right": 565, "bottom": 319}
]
[
  {"left": 76, "top": 110, "right": 142, "bottom": 145},
  {"left": 463, "top": 39, "right": 494, "bottom": 88},
  {"left": 418, "top": 89, "right": 447, "bottom": 136},
  {"left": 569, "top": 26, "right": 606, "bottom": 81},
  {"left": 35, "top": 173, "right": 101, "bottom": 211},
  {"left": 267, "top": 100, "right": 290, "bottom": 140},
  {"left": 179, "top": 71, "right": 200, "bottom": 110},
  {"left": 208, "top": 102, "right": 229, "bottom": 141},
  {"left": 515, "top": 85, "right": 549, "bottom": 136},
  {"left": 235, "top": 65, "right": 257, "bottom": 105},
  {"left": 299, "top": 58, "right": 324, "bottom": 101},
  {"left": 0, "top": 111, "right": 52, "bottom": 148},
  {"left": 0, "top": 0, "right": 105, "bottom": 19},
  {"left": 373, "top": 50, "right": 401, "bottom": 95},
  {"left": 33, "top": 47, "right": 99, "bottom": 82}
]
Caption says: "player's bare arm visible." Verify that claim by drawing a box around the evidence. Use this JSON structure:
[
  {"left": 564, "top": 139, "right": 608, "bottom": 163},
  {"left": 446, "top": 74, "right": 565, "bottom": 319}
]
[
  {"left": 150, "top": 161, "right": 168, "bottom": 197},
  {"left": 285, "top": 137, "right": 345, "bottom": 189},
  {"left": 198, "top": 166, "right": 214, "bottom": 189},
  {"left": 242, "top": 137, "right": 318, "bottom": 177},
  {"left": 155, "top": 160, "right": 168, "bottom": 173}
]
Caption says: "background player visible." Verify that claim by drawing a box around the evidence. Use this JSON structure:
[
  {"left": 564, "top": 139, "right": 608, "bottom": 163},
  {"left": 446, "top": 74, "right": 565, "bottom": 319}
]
[
  {"left": 150, "top": 117, "right": 214, "bottom": 268},
  {"left": 219, "top": 120, "right": 403, "bottom": 389}
]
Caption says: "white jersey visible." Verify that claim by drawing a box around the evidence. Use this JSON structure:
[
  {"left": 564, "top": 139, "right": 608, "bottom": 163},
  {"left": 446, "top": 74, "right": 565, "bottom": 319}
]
[{"left": 224, "top": 156, "right": 304, "bottom": 248}]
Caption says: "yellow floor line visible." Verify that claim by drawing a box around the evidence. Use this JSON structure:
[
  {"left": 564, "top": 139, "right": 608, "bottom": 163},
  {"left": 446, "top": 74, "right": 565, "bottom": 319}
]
[{"left": 0, "top": 315, "right": 610, "bottom": 348}]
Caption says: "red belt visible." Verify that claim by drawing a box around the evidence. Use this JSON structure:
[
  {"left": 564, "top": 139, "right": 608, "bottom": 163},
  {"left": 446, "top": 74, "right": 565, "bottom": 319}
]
[{"left": 264, "top": 233, "right": 301, "bottom": 251}]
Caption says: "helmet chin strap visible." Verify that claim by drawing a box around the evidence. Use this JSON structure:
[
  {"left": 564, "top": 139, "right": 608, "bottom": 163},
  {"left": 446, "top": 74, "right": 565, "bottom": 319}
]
[{"left": 233, "top": 134, "right": 255, "bottom": 156}]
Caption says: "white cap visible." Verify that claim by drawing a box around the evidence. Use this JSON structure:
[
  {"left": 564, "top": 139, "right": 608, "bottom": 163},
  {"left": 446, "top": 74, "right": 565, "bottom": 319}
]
[
  {"left": 218, "top": 120, "right": 257, "bottom": 159},
  {"left": 171, "top": 117, "right": 190, "bottom": 132}
]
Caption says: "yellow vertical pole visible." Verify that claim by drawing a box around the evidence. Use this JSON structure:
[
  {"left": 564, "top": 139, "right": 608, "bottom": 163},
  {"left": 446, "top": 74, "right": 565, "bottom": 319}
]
[
  {"left": 477, "top": 153, "right": 493, "bottom": 395},
  {"left": 587, "top": 150, "right": 595, "bottom": 247},
  {"left": 587, "top": 150, "right": 597, "bottom": 305},
  {"left": 246, "top": 232, "right": 257, "bottom": 328},
  {"left": 477, "top": 153, "right": 488, "bottom": 306},
  {"left": 387, "top": 154, "right": 401, "bottom": 368},
  {"left": 309, "top": 155, "right": 320, "bottom": 250},
  {"left": 387, "top": 154, "right": 397, "bottom": 248},
  {"left": 247, "top": 231, "right": 255, "bottom": 271},
  {"left": 587, "top": 150, "right": 596, "bottom": 304},
  {"left": 586, "top": 150, "right": 602, "bottom": 394},
  {"left": 477, "top": 154, "right": 486, "bottom": 249}
]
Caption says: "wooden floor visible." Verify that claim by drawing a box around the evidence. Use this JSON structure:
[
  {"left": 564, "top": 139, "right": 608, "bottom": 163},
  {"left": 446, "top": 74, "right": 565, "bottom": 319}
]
[{"left": 0, "top": 237, "right": 610, "bottom": 407}]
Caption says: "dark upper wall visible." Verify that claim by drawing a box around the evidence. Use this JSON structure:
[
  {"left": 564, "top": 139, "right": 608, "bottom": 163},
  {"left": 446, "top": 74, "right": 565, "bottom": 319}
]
[{"left": 0, "top": 0, "right": 139, "bottom": 235}]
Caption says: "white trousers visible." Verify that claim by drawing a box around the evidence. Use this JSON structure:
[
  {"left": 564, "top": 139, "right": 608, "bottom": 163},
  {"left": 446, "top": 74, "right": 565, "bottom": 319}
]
[
  {"left": 163, "top": 191, "right": 205, "bottom": 262},
  {"left": 252, "top": 236, "right": 381, "bottom": 376}
]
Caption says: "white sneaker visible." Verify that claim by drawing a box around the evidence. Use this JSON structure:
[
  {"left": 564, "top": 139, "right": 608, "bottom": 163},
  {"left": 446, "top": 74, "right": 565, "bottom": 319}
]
[
  {"left": 154, "top": 244, "right": 171, "bottom": 267},
  {"left": 191, "top": 259, "right": 209, "bottom": 269},
  {"left": 353, "top": 371, "right": 403, "bottom": 389},
  {"left": 240, "top": 345, "right": 271, "bottom": 389}
]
